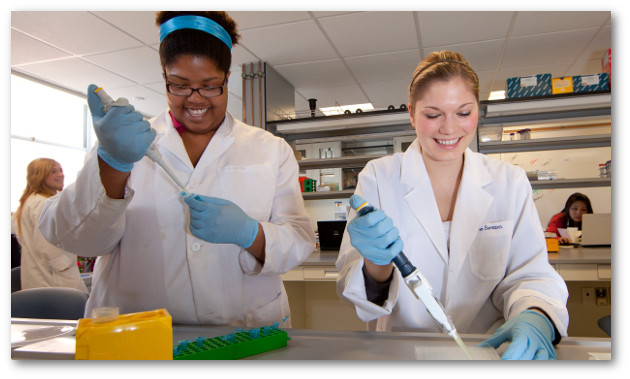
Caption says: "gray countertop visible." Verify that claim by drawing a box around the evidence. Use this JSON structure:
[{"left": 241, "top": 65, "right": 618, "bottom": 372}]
[
  {"left": 11, "top": 318, "right": 611, "bottom": 360},
  {"left": 302, "top": 246, "right": 611, "bottom": 268}
]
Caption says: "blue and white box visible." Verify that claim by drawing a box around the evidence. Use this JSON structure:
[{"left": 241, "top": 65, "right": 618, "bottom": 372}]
[{"left": 506, "top": 74, "right": 552, "bottom": 98}]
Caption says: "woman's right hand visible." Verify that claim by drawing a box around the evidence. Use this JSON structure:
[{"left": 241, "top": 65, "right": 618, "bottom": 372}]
[
  {"left": 87, "top": 84, "right": 156, "bottom": 172},
  {"left": 347, "top": 195, "right": 403, "bottom": 266}
]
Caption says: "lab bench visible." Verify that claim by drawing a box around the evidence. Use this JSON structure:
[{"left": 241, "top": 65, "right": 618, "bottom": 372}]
[
  {"left": 283, "top": 246, "right": 612, "bottom": 282},
  {"left": 10, "top": 318, "right": 611, "bottom": 360},
  {"left": 281, "top": 246, "right": 612, "bottom": 336}
]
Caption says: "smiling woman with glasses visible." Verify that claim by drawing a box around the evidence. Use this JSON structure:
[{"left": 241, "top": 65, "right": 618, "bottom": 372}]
[{"left": 38, "top": 11, "right": 316, "bottom": 327}]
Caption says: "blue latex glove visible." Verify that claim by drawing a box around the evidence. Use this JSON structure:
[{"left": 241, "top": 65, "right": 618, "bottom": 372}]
[
  {"left": 184, "top": 194, "right": 259, "bottom": 249},
  {"left": 87, "top": 84, "right": 156, "bottom": 172},
  {"left": 347, "top": 194, "right": 403, "bottom": 265},
  {"left": 478, "top": 310, "right": 557, "bottom": 360}
]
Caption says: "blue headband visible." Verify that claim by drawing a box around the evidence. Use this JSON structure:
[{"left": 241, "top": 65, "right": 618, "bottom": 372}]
[{"left": 159, "top": 15, "right": 232, "bottom": 50}]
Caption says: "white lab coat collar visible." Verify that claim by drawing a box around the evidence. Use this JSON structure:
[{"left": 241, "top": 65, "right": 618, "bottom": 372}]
[
  {"left": 446, "top": 149, "right": 494, "bottom": 300},
  {"left": 399, "top": 144, "right": 495, "bottom": 273},
  {"left": 152, "top": 110, "right": 236, "bottom": 172},
  {"left": 400, "top": 141, "right": 449, "bottom": 263}
]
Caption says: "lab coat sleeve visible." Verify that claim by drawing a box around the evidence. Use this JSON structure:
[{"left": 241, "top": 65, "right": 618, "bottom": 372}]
[
  {"left": 335, "top": 162, "right": 401, "bottom": 322},
  {"left": 491, "top": 171, "right": 569, "bottom": 336},
  {"left": 38, "top": 149, "right": 133, "bottom": 257},
  {"left": 239, "top": 140, "right": 316, "bottom": 276},
  {"left": 27, "top": 196, "right": 75, "bottom": 272}
]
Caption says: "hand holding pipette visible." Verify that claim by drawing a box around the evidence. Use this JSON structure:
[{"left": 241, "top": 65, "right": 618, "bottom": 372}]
[
  {"left": 348, "top": 194, "right": 472, "bottom": 359},
  {"left": 88, "top": 84, "right": 189, "bottom": 194}
]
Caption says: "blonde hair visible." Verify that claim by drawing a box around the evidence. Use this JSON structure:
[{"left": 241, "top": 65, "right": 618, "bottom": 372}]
[
  {"left": 14, "top": 158, "right": 60, "bottom": 237},
  {"left": 408, "top": 51, "right": 479, "bottom": 111}
]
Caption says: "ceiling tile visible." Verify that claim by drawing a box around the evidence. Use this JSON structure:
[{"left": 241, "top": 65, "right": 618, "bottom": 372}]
[
  {"left": 230, "top": 11, "right": 312, "bottom": 29},
  {"left": 318, "top": 11, "right": 417, "bottom": 57},
  {"left": 418, "top": 11, "right": 514, "bottom": 47},
  {"left": 239, "top": 20, "right": 338, "bottom": 65},
  {"left": 11, "top": 11, "right": 143, "bottom": 55},
  {"left": 274, "top": 59, "right": 355, "bottom": 90},
  {"left": 346, "top": 50, "right": 421, "bottom": 84},
  {"left": 501, "top": 28, "right": 600, "bottom": 68},
  {"left": 423, "top": 39, "right": 505, "bottom": 72},
  {"left": 231, "top": 44, "right": 264, "bottom": 68},
  {"left": 92, "top": 11, "right": 160, "bottom": 45},
  {"left": 579, "top": 25, "right": 612, "bottom": 61},
  {"left": 84, "top": 47, "right": 162, "bottom": 85},
  {"left": 14, "top": 58, "right": 135, "bottom": 95},
  {"left": 11, "top": 29, "right": 70, "bottom": 66},
  {"left": 512, "top": 11, "right": 610, "bottom": 36},
  {"left": 566, "top": 59, "right": 607, "bottom": 76}
]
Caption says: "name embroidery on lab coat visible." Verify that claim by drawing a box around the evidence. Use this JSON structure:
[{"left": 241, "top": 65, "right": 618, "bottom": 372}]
[{"left": 478, "top": 224, "right": 503, "bottom": 231}]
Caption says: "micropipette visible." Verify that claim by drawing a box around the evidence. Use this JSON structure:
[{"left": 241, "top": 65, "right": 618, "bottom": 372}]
[
  {"left": 93, "top": 87, "right": 190, "bottom": 195},
  {"left": 356, "top": 201, "right": 473, "bottom": 359}
]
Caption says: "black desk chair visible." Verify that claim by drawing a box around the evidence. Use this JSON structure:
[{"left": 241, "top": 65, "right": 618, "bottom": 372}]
[
  {"left": 598, "top": 315, "right": 611, "bottom": 337},
  {"left": 11, "top": 267, "right": 21, "bottom": 293},
  {"left": 11, "top": 287, "right": 88, "bottom": 320}
]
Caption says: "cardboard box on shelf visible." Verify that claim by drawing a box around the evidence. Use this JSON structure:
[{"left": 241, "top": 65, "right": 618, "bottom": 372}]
[
  {"left": 572, "top": 73, "right": 609, "bottom": 93},
  {"left": 552, "top": 76, "right": 574, "bottom": 94},
  {"left": 506, "top": 73, "right": 552, "bottom": 98}
]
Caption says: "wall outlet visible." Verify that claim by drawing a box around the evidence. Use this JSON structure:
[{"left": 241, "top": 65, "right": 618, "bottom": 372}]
[
  {"left": 595, "top": 287, "right": 609, "bottom": 306},
  {"left": 581, "top": 287, "right": 595, "bottom": 305}
]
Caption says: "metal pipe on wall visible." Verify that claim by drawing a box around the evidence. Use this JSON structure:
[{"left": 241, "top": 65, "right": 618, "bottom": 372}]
[
  {"left": 242, "top": 63, "right": 246, "bottom": 124},
  {"left": 250, "top": 63, "right": 255, "bottom": 127},
  {"left": 258, "top": 61, "right": 263, "bottom": 128}
]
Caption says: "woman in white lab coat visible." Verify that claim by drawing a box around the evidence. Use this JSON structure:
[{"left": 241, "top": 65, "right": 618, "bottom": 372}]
[
  {"left": 38, "top": 11, "right": 315, "bottom": 326},
  {"left": 13, "top": 158, "right": 88, "bottom": 293},
  {"left": 336, "top": 51, "right": 568, "bottom": 359}
]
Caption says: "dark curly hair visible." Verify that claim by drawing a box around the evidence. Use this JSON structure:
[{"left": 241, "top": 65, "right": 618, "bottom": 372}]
[{"left": 156, "top": 11, "right": 241, "bottom": 74}]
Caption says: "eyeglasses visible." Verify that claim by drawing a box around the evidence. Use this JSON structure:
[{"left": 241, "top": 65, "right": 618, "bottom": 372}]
[{"left": 165, "top": 80, "right": 226, "bottom": 98}]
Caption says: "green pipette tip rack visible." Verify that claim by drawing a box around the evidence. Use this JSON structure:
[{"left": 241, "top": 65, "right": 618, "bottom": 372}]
[{"left": 172, "top": 326, "right": 290, "bottom": 360}]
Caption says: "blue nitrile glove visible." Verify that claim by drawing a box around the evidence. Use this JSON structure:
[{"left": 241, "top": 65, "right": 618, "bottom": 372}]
[
  {"left": 347, "top": 194, "right": 403, "bottom": 265},
  {"left": 478, "top": 310, "right": 557, "bottom": 360},
  {"left": 183, "top": 194, "right": 259, "bottom": 249},
  {"left": 87, "top": 84, "right": 156, "bottom": 172}
]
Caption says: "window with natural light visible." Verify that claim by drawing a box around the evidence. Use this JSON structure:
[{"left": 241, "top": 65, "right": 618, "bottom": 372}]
[{"left": 10, "top": 75, "right": 94, "bottom": 212}]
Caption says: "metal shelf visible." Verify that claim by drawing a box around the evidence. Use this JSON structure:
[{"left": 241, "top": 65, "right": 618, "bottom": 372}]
[
  {"left": 301, "top": 190, "right": 354, "bottom": 200},
  {"left": 530, "top": 177, "right": 611, "bottom": 190},
  {"left": 479, "top": 134, "right": 611, "bottom": 154},
  {"left": 298, "top": 154, "right": 383, "bottom": 170}
]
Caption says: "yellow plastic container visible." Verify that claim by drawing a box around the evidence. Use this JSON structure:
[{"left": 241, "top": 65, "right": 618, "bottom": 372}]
[
  {"left": 546, "top": 238, "right": 560, "bottom": 252},
  {"left": 75, "top": 308, "right": 172, "bottom": 360}
]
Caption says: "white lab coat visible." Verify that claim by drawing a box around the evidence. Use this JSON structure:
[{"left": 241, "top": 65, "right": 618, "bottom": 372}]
[
  {"left": 14, "top": 194, "right": 88, "bottom": 293},
  {"left": 39, "top": 111, "right": 315, "bottom": 326},
  {"left": 336, "top": 140, "right": 569, "bottom": 336}
]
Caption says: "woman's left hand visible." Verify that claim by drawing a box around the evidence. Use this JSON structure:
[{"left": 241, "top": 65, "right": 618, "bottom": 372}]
[
  {"left": 183, "top": 193, "right": 259, "bottom": 249},
  {"left": 477, "top": 310, "right": 557, "bottom": 360}
]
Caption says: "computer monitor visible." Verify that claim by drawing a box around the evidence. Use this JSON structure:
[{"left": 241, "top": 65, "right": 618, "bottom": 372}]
[
  {"left": 580, "top": 213, "right": 611, "bottom": 246},
  {"left": 317, "top": 220, "right": 347, "bottom": 251}
]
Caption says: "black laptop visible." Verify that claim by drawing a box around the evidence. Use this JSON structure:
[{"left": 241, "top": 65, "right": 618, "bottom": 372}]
[{"left": 317, "top": 220, "right": 347, "bottom": 251}]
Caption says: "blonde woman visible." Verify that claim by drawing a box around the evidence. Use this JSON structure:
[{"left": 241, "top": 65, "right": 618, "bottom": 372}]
[
  {"left": 13, "top": 158, "right": 88, "bottom": 293},
  {"left": 337, "top": 51, "right": 568, "bottom": 359}
]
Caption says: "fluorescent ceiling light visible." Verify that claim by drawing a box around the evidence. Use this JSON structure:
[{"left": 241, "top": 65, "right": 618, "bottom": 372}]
[
  {"left": 488, "top": 90, "right": 505, "bottom": 100},
  {"left": 319, "top": 103, "right": 374, "bottom": 116}
]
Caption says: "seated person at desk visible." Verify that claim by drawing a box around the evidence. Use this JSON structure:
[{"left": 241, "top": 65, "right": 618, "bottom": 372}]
[
  {"left": 546, "top": 192, "right": 593, "bottom": 244},
  {"left": 38, "top": 11, "right": 315, "bottom": 327},
  {"left": 336, "top": 51, "right": 568, "bottom": 360}
]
